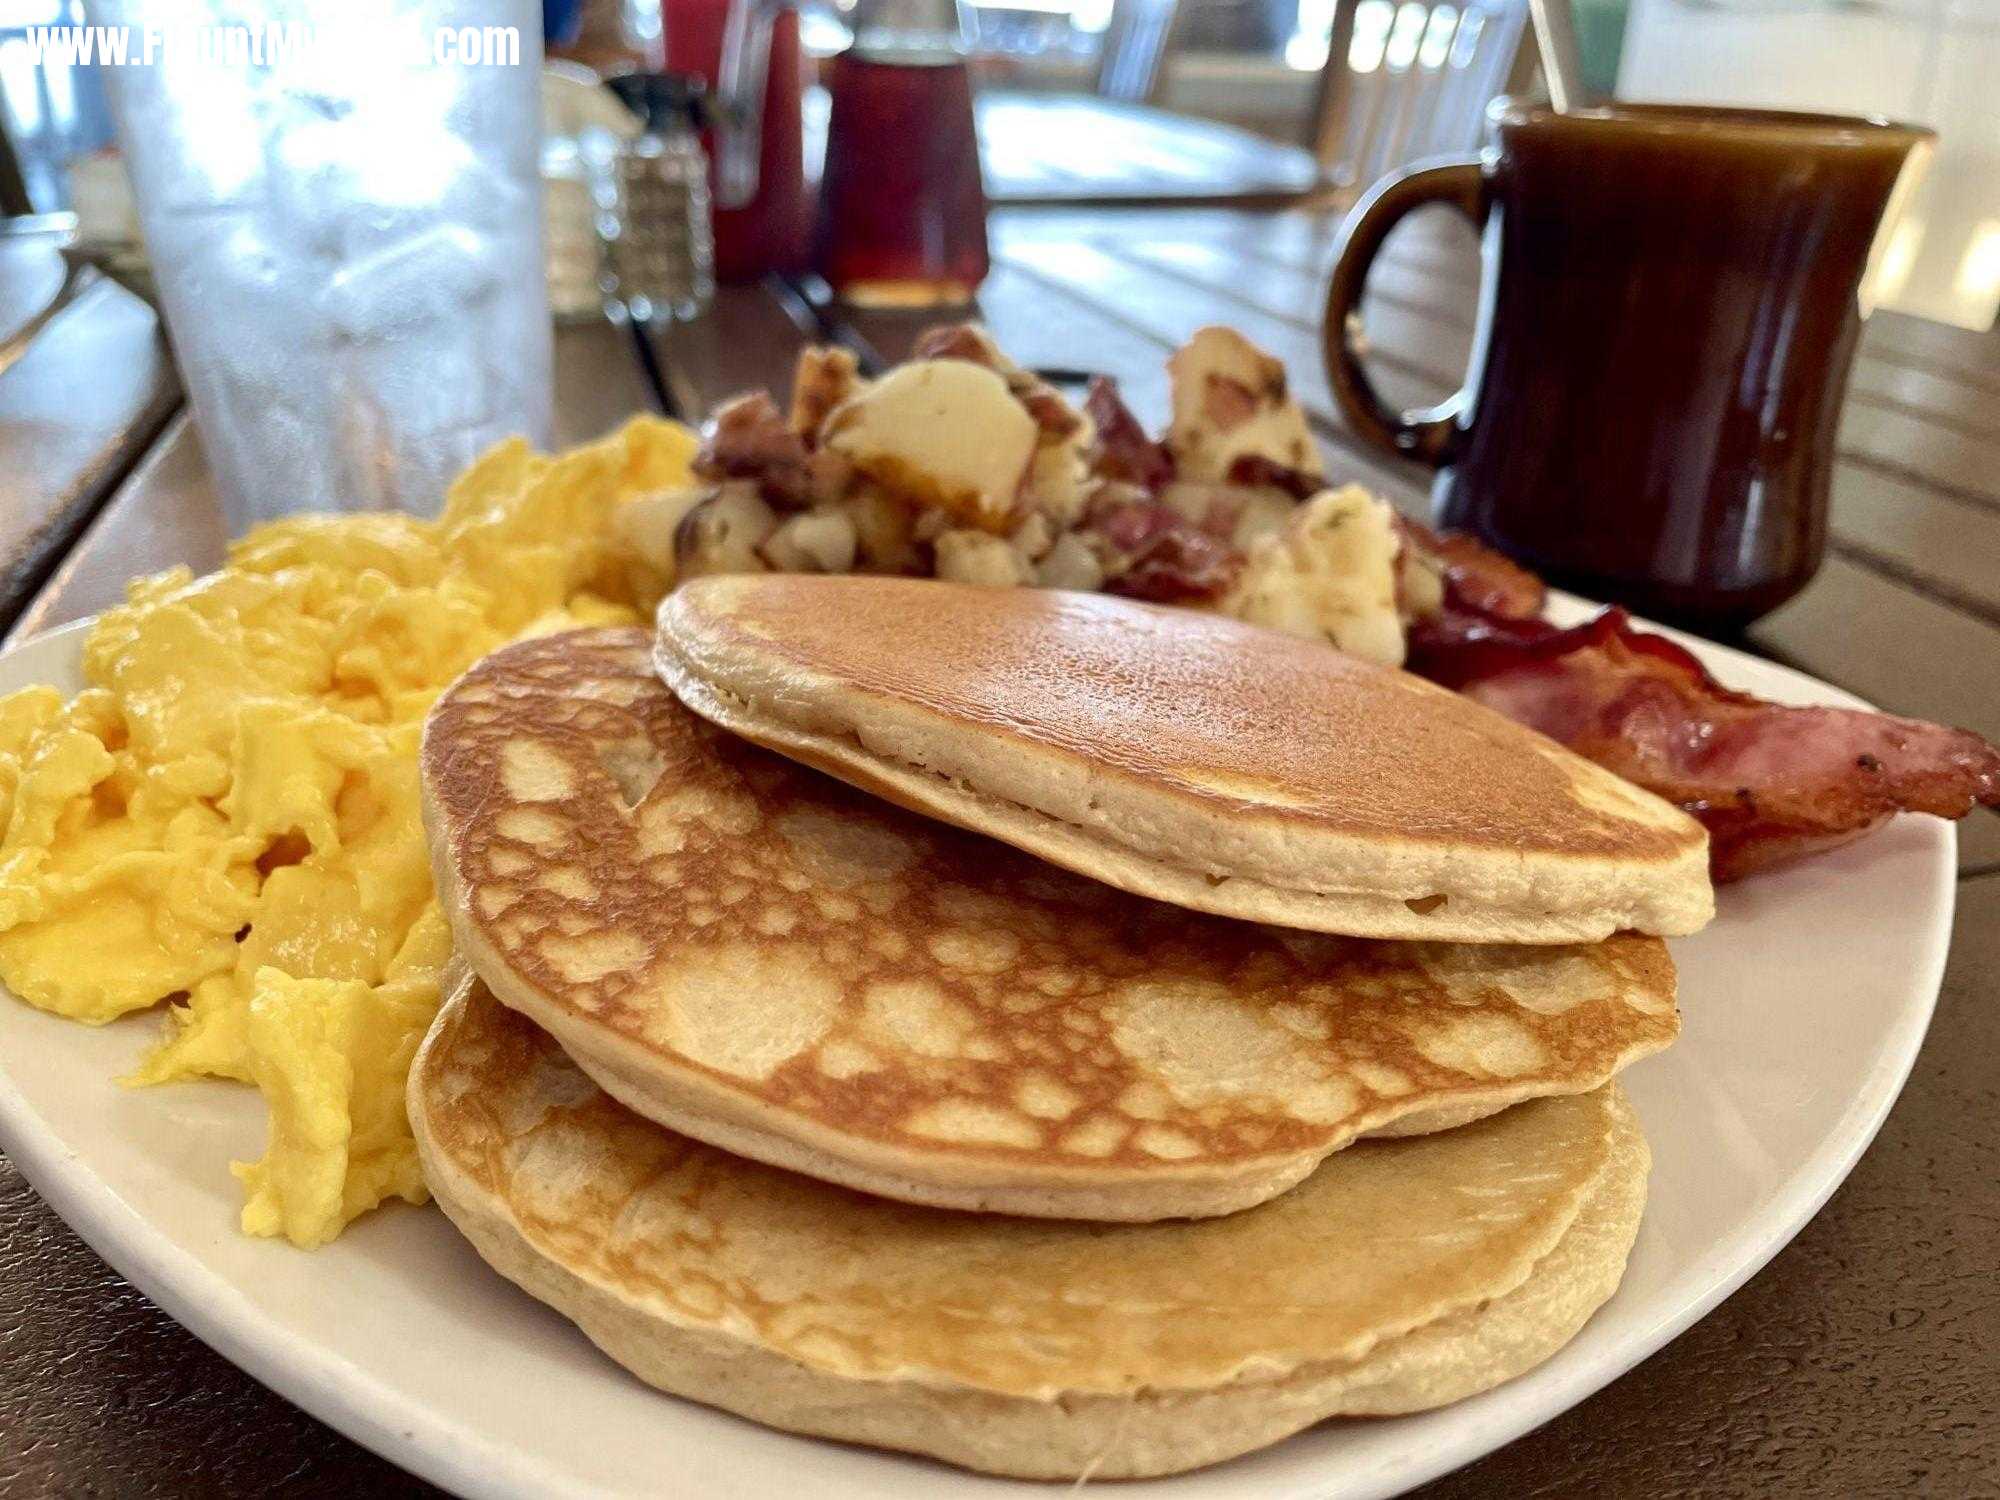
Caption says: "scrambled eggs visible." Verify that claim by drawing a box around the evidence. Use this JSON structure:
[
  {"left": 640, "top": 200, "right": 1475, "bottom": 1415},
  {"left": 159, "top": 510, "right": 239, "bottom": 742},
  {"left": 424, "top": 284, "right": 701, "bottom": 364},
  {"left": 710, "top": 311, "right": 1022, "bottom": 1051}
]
[{"left": 0, "top": 416, "right": 697, "bottom": 1247}]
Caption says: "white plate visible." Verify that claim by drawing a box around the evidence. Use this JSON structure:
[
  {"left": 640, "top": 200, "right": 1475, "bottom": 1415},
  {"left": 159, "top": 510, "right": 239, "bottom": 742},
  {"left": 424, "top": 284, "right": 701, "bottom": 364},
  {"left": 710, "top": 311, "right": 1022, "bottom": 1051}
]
[{"left": 0, "top": 603, "right": 1954, "bottom": 1500}]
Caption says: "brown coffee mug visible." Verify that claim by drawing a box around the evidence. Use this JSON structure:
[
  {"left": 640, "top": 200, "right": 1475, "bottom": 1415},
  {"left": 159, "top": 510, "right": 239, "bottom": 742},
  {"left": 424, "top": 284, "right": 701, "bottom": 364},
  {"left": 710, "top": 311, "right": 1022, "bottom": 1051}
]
[{"left": 1323, "top": 101, "right": 1932, "bottom": 630}]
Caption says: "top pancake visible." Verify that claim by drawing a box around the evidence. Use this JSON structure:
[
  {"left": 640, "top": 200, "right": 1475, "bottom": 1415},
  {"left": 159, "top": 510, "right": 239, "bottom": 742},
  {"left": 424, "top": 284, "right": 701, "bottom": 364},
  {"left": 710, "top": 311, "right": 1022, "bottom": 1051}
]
[
  {"left": 654, "top": 576, "right": 1713, "bottom": 944},
  {"left": 421, "top": 628, "right": 1678, "bottom": 1222}
]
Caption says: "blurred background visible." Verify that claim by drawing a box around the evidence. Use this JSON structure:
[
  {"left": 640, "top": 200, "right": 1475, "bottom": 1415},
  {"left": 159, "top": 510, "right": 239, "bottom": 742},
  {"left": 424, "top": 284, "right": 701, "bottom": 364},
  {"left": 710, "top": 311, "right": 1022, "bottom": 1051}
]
[{"left": 4, "top": 0, "right": 1994, "bottom": 329}]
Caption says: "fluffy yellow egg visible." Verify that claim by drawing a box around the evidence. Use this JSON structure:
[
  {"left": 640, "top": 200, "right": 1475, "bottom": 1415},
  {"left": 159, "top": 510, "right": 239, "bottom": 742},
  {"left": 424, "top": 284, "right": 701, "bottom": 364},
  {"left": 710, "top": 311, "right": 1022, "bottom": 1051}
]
[{"left": 0, "top": 415, "right": 697, "bottom": 1247}]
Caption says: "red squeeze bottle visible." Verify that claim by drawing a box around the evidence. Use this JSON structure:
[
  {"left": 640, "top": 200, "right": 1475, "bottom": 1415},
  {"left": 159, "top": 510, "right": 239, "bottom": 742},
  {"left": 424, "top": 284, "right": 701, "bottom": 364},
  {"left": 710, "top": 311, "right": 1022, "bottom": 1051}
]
[{"left": 671, "top": 0, "right": 811, "bottom": 280}]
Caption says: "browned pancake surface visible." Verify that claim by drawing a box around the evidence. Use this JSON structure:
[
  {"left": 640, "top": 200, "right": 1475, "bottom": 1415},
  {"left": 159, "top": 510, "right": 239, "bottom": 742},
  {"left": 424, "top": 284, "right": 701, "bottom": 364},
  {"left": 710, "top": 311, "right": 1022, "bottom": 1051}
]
[
  {"left": 658, "top": 574, "right": 1701, "bottom": 859},
  {"left": 422, "top": 629, "right": 1676, "bottom": 1208},
  {"left": 413, "top": 980, "right": 1639, "bottom": 1400}
]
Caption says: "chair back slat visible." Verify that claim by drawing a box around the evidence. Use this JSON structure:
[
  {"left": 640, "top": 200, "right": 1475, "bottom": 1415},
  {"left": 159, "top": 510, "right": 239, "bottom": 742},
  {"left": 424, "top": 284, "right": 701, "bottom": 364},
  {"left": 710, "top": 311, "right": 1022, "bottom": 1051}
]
[
  {"left": 1310, "top": 0, "right": 1529, "bottom": 193},
  {"left": 1095, "top": 0, "right": 1185, "bottom": 104}
]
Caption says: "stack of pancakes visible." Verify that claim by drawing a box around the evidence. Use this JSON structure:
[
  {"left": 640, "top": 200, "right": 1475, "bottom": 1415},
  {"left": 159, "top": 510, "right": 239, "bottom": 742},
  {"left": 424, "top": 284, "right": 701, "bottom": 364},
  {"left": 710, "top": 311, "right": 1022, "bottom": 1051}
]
[{"left": 410, "top": 576, "right": 1712, "bottom": 1479}]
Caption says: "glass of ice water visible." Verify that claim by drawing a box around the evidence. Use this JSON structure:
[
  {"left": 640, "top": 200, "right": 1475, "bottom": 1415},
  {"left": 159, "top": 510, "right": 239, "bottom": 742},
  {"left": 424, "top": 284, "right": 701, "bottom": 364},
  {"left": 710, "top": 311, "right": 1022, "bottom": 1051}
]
[{"left": 93, "top": 0, "right": 552, "bottom": 526}]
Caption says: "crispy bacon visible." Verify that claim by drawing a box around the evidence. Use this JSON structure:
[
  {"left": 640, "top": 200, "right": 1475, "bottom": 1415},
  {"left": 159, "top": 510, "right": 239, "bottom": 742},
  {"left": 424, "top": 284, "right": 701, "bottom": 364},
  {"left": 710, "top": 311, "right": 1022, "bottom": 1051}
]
[
  {"left": 1019, "top": 386, "right": 1086, "bottom": 441},
  {"left": 1224, "top": 454, "right": 1320, "bottom": 499},
  {"left": 696, "top": 392, "right": 814, "bottom": 504},
  {"left": 1408, "top": 603, "right": 2000, "bottom": 880},
  {"left": 1083, "top": 488, "right": 1242, "bottom": 603},
  {"left": 1394, "top": 515, "right": 1547, "bottom": 620},
  {"left": 1193, "top": 489, "right": 1248, "bottom": 540},
  {"left": 1085, "top": 377, "right": 1175, "bottom": 492},
  {"left": 696, "top": 392, "right": 848, "bottom": 508},
  {"left": 910, "top": 323, "right": 991, "bottom": 364},
  {"left": 1202, "top": 373, "right": 1260, "bottom": 430},
  {"left": 788, "top": 345, "right": 863, "bottom": 438}
]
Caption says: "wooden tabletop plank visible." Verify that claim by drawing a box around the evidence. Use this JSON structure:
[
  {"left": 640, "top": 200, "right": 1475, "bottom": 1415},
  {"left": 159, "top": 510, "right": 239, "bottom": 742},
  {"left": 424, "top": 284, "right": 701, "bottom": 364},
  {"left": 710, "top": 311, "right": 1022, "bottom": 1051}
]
[
  {"left": 551, "top": 319, "right": 665, "bottom": 446},
  {"left": 0, "top": 274, "right": 178, "bottom": 632},
  {"left": 1114, "top": 235, "right": 1471, "bottom": 399},
  {"left": 1751, "top": 552, "right": 2000, "bottom": 750},
  {"left": 991, "top": 210, "right": 1480, "bottom": 397},
  {"left": 826, "top": 264, "right": 1180, "bottom": 427},
  {"left": 1827, "top": 465, "right": 2000, "bottom": 622},
  {"left": 991, "top": 204, "right": 1349, "bottom": 268},
  {"left": 1846, "top": 358, "right": 2000, "bottom": 441},
  {"left": 1861, "top": 310, "right": 2000, "bottom": 390},
  {"left": 1956, "top": 808, "right": 2000, "bottom": 875},
  {"left": 1838, "top": 400, "right": 2000, "bottom": 509},
  {"left": 636, "top": 288, "right": 818, "bottom": 421},
  {"left": 0, "top": 232, "right": 70, "bottom": 349},
  {"left": 973, "top": 264, "right": 1178, "bottom": 423},
  {"left": 978, "top": 93, "right": 1322, "bottom": 204}
]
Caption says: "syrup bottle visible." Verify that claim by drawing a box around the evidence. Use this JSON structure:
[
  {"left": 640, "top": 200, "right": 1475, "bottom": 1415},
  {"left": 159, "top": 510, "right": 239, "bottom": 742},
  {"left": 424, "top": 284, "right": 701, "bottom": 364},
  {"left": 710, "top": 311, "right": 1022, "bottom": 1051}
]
[{"left": 813, "top": 0, "right": 990, "bottom": 306}]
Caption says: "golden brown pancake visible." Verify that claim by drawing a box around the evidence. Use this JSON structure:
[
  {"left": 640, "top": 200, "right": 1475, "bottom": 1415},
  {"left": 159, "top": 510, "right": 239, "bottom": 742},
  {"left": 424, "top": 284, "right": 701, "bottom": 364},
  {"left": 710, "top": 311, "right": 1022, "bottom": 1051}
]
[
  {"left": 654, "top": 575, "right": 1714, "bottom": 944},
  {"left": 410, "top": 980, "right": 1650, "bottom": 1480},
  {"left": 421, "top": 628, "right": 1678, "bottom": 1220}
]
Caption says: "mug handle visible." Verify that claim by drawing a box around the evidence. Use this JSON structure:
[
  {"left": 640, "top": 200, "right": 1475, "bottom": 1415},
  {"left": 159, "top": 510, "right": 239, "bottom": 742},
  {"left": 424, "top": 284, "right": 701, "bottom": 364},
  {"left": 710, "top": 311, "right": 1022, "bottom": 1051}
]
[{"left": 1322, "top": 158, "right": 1487, "bottom": 469}]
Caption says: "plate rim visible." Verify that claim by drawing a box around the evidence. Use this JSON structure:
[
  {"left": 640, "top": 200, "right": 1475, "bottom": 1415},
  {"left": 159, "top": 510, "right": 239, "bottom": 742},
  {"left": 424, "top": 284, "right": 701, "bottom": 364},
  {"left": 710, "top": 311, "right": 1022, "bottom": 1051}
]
[{"left": 0, "top": 607, "right": 1956, "bottom": 1500}]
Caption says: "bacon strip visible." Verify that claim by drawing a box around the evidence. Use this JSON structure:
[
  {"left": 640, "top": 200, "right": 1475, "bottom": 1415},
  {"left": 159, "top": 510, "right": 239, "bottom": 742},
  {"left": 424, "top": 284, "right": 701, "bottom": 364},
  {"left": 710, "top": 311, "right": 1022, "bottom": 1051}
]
[
  {"left": 1201, "top": 373, "right": 1260, "bottom": 430},
  {"left": 696, "top": 391, "right": 848, "bottom": 508},
  {"left": 1408, "top": 603, "right": 2000, "bottom": 880},
  {"left": 1224, "top": 454, "right": 1320, "bottom": 499},
  {"left": 696, "top": 392, "right": 815, "bottom": 504},
  {"left": 1085, "top": 377, "right": 1175, "bottom": 493},
  {"left": 1082, "top": 489, "right": 1241, "bottom": 603},
  {"left": 1395, "top": 515, "right": 1546, "bottom": 620}
]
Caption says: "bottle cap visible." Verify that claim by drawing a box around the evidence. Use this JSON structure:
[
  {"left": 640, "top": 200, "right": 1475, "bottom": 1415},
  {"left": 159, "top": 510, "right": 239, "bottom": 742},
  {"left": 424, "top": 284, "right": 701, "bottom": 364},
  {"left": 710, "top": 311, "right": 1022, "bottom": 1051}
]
[{"left": 604, "top": 71, "right": 713, "bottom": 134}]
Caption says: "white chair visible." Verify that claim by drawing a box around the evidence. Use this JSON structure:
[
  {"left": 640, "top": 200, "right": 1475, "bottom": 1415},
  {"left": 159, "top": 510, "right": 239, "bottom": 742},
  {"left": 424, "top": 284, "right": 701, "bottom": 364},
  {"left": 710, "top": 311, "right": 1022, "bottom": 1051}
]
[{"left": 1308, "top": 0, "right": 1534, "bottom": 194}]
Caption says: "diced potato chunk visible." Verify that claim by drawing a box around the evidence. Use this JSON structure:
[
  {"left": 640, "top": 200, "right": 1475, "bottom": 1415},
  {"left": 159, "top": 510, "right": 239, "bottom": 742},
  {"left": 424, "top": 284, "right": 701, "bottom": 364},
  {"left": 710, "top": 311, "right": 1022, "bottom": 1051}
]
[
  {"left": 1037, "top": 532, "right": 1105, "bottom": 592},
  {"left": 822, "top": 360, "right": 1037, "bottom": 533},
  {"left": 1217, "top": 485, "right": 1406, "bottom": 667},
  {"left": 1023, "top": 438, "right": 1091, "bottom": 530},
  {"left": 1166, "top": 326, "right": 1323, "bottom": 483},
  {"left": 1398, "top": 544, "right": 1447, "bottom": 621},
  {"left": 615, "top": 483, "right": 716, "bottom": 597},
  {"left": 841, "top": 486, "right": 921, "bottom": 573},
  {"left": 760, "top": 509, "right": 859, "bottom": 574},
  {"left": 789, "top": 346, "right": 865, "bottom": 438},
  {"left": 1157, "top": 481, "right": 1296, "bottom": 551},
  {"left": 675, "top": 485, "right": 777, "bottom": 579},
  {"left": 934, "top": 528, "right": 1035, "bottom": 587},
  {"left": 1009, "top": 511, "right": 1055, "bottom": 562}
]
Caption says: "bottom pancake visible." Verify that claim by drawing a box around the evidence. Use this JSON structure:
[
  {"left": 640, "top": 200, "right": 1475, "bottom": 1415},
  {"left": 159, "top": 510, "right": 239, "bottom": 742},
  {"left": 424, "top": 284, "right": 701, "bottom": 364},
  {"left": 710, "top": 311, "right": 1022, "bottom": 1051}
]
[{"left": 410, "top": 981, "right": 1650, "bottom": 1480}]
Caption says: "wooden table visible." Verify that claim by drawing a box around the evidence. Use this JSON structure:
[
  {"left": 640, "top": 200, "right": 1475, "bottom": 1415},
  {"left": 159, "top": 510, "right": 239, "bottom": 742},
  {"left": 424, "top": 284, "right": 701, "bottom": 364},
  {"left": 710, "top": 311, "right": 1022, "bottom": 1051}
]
[
  {"left": 976, "top": 92, "right": 1326, "bottom": 205},
  {"left": 3, "top": 195, "right": 1998, "bottom": 1496}
]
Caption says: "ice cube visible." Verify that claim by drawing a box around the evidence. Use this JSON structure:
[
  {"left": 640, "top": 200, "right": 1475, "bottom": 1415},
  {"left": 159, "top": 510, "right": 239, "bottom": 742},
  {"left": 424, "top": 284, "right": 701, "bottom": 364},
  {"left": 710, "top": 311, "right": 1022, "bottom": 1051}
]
[{"left": 317, "top": 223, "right": 501, "bottom": 341}]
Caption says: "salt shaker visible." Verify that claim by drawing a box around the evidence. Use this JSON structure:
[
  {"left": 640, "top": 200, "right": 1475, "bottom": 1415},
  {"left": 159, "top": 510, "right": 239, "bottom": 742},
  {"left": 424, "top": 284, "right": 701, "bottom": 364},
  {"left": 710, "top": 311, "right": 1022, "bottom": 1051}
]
[{"left": 600, "top": 72, "right": 716, "bottom": 322}]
